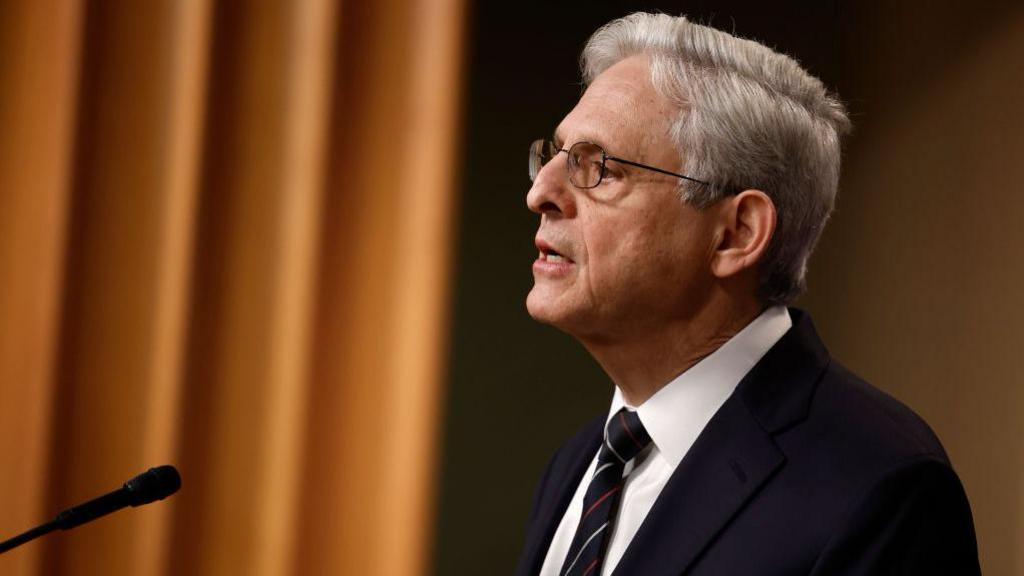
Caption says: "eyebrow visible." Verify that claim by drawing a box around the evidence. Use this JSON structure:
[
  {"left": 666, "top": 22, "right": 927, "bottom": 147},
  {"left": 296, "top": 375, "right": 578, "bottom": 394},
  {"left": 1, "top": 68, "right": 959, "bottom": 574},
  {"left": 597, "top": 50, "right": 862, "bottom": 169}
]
[{"left": 552, "top": 128, "right": 615, "bottom": 155}]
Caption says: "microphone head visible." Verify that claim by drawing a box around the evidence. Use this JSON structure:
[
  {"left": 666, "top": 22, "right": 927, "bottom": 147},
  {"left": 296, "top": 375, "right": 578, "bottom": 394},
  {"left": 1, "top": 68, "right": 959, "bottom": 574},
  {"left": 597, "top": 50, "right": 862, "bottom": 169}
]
[{"left": 124, "top": 465, "right": 181, "bottom": 506}]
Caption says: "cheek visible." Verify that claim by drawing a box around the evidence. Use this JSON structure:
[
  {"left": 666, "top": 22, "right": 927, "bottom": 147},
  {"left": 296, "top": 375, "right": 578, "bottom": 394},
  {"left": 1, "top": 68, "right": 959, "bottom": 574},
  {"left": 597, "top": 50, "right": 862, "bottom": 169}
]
[
  {"left": 578, "top": 214, "right": 625, "bottom": 299},
  {"left": 582, "top": 206, "right": 710, "bottom": 302},
  {"left": 582, "top": 218, "right": 664, "bottom": 296}
]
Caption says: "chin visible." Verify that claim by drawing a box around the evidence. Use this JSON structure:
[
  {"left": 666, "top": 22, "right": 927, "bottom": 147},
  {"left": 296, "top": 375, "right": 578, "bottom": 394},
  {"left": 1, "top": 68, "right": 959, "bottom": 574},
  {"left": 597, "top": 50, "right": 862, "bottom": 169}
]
[
  {"left": 526, "top": 289, "right": 555, "bottom": 324},
  {"left": 526, "top": 287, "right": 571, "bottom": 327},
  {"left": 526, "top": 288, "right": 591, "bottom": 336}
]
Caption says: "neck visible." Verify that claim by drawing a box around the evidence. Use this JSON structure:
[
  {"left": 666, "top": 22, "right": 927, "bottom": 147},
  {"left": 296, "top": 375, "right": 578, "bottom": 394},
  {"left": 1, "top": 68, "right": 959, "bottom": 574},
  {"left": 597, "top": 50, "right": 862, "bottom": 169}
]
[{"left": 581, "top": 294, "right": 765, "bottom": 407}]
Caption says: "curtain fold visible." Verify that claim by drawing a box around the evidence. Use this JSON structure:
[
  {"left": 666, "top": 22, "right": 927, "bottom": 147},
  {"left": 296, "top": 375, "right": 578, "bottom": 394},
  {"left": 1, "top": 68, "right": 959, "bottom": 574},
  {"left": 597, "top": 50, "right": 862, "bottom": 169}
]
[
  {"left": 0, "top": 0, "right": 465, "bottom": 574},
  {"left": 0, "top": 1, "right": 84, "bottom": 575}
]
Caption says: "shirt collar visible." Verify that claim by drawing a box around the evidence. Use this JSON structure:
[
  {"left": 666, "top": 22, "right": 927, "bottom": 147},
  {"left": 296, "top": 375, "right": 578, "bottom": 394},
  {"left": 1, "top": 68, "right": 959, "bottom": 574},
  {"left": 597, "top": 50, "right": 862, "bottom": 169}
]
[{"left": 606, "top": 305, "right": 793, "bottom": 468}]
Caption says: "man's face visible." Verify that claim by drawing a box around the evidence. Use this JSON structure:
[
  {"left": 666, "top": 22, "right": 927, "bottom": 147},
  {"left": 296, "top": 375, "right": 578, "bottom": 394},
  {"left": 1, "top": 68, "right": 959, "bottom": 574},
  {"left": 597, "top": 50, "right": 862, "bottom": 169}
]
[{"left": 526, "top": 56, "right": 720, "bottom": 343}]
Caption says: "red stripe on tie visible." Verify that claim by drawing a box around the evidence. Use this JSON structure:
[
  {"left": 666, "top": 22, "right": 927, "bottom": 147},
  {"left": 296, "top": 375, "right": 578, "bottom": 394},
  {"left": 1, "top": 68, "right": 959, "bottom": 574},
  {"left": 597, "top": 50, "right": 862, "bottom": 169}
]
[
  {"left": 582, "top": 485, "right": 622, "bottom": 520},
  {"left": 620, "top": 411, "right": 644, "bottom": 450},
  {"left": 581, "top": 558, "right": 600, "bottom": 575}
]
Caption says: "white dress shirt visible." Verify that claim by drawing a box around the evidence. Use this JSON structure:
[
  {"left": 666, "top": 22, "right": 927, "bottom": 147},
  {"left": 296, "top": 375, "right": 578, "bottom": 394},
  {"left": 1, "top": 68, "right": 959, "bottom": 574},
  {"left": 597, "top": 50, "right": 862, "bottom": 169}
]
[{"left": 539, "top": 306, "right": 793, "bottom": 576}]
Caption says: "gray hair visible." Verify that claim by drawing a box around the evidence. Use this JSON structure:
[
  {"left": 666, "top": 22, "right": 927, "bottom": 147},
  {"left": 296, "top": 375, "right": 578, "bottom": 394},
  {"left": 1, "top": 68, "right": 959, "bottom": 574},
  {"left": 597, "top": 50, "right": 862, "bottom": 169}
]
[{"left": 582, "top": 13, "right": 850, "bottom": 305}]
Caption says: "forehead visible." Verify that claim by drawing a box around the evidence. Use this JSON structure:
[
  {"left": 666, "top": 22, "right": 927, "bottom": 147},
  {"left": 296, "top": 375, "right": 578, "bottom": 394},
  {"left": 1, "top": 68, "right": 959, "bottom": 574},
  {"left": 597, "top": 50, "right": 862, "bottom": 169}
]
[{"left": 555, "top": 56, "right": 677, "bottom": 162}]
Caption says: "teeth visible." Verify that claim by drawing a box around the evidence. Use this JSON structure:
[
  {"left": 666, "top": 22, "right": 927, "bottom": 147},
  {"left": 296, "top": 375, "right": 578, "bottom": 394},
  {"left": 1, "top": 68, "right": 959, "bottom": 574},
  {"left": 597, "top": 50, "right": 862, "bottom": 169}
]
[{"left": 538, "top": 248, "right": 569, "bottom": 263}]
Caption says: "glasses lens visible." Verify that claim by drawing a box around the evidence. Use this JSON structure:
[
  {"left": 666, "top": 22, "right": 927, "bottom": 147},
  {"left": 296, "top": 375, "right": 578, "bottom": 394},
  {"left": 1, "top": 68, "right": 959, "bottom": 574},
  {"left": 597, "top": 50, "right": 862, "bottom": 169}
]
[
  {"left": 528, "top": 139, "right": 557, "bottom": 182},
  {"left": 567, "top": 142, "right": 604, "bottom": 188}
]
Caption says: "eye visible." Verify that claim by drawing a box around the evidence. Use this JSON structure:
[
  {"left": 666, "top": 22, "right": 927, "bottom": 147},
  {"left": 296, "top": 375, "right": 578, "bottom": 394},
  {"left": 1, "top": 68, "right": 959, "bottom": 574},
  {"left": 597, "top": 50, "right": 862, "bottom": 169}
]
[{"left": 600, "top": 163, "right": 624, "bottom": 182}]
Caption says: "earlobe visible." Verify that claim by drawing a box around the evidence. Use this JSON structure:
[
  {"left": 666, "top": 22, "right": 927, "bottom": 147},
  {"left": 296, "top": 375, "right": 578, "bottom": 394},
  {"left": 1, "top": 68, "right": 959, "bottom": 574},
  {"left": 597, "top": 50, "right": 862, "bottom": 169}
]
[{"left": 710, "top": 190, "right": 776, "bottom": 279}]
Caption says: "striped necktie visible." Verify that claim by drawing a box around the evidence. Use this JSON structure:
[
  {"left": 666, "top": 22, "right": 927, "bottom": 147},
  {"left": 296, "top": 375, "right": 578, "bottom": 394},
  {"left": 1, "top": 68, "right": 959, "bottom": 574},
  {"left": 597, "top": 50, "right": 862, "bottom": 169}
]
[{"left": 560, "top": 407, "right": 653, "bottom": 576}]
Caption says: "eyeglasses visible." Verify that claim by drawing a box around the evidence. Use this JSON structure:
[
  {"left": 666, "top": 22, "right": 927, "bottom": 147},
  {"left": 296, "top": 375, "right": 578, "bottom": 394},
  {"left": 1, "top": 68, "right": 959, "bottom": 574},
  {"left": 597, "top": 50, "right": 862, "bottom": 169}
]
[{"left": 528, "top": 139, "right": 720, "bottom": 191}]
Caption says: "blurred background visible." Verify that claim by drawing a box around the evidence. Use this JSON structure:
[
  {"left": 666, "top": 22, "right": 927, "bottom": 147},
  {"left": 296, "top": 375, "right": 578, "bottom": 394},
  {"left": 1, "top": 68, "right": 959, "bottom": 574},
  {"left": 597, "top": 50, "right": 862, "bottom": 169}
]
[{"left": 1, "top": 0, "right": 1021, "bottom": 575}]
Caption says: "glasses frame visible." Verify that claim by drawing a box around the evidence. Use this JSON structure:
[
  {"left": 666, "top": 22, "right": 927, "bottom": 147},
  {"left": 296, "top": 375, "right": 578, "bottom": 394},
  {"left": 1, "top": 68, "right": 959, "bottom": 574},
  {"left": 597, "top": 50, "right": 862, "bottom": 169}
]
[{"left": 530, "top": 139, "right": 731, "bottom": 193}]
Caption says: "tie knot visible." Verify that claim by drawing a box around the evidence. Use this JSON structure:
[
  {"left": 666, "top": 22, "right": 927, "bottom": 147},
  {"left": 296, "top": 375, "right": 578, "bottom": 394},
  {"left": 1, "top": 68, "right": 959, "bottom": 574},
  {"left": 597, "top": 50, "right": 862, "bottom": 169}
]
[{"left": 602, "top": 407, "right": 652, "bottom": 465}]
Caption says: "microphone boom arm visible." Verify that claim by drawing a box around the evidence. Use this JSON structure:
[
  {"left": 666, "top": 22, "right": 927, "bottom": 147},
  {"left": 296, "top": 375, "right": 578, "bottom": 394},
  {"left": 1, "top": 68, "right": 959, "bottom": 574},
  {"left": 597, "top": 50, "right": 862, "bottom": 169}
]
[{"left": 0, "top": 465, "right": 180, "bottom": 554}]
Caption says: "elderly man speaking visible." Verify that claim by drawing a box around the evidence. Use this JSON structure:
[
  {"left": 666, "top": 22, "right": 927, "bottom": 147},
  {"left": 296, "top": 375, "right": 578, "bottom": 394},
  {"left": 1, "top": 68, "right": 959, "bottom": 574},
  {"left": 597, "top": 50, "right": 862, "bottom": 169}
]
[{"left": 515, "top": 13, "right": 980, "bottom": 576}]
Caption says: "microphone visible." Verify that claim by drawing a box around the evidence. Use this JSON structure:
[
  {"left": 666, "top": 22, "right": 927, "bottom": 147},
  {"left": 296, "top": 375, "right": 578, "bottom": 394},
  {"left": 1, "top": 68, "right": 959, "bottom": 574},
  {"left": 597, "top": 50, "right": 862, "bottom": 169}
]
[{"left": 0, "top": 465, "right": 181, "bottom": 554}]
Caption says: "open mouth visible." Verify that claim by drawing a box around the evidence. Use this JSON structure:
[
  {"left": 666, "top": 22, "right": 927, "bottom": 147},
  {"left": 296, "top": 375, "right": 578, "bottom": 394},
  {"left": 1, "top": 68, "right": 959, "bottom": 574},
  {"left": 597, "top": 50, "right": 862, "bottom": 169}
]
[{"left": 538, "top": 246, "right": 573, "bottom": 263}]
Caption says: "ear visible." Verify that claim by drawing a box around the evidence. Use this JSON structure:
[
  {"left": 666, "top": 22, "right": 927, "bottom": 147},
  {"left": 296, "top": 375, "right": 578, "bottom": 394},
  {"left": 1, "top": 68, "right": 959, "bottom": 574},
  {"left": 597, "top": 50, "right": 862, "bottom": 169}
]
[{"left": 709, "top": 190, "right": 776, "bottom": 279}]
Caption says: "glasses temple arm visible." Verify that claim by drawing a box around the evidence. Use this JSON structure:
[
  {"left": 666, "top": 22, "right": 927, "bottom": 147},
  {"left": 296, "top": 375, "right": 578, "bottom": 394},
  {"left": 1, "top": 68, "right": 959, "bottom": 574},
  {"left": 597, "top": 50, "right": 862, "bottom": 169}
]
[{"left": 605, "top": 155, "right": 713, "bottom": 187}]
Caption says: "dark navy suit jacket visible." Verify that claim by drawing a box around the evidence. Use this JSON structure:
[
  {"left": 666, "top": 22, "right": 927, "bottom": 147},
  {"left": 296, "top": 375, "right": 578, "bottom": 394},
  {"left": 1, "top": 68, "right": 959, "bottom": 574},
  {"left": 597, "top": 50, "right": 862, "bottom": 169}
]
[{"left": 515, "top": 309, "right": 980, "bottom": 575}]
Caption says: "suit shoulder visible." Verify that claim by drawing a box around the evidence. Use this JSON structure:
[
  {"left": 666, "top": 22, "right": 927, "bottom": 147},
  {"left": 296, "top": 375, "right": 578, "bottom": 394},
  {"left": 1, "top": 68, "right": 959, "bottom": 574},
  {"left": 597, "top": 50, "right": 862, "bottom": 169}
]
[
  {"left": 789, "top": 359, "right": 951, "bottom": 474},
  {"left": 766, "top": 359, "right": 969, "bottom": 554}
]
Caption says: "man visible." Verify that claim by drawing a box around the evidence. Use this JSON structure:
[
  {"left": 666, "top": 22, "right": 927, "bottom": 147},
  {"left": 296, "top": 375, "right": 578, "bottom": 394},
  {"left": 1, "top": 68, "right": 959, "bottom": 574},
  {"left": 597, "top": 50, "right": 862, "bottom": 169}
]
[{"left": 515, "top": 12, "right": 980, "bottom": 576}]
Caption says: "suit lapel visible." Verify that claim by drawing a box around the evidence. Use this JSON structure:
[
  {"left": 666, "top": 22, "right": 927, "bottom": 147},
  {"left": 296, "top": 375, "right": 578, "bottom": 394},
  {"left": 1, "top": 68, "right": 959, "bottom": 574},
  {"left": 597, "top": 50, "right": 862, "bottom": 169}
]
[
  {"left": 611, "top": 396, "right": 784, "bottom": 575},
  {"left": 517, "top": 420, "right": 603, "bottom": 576},
  {"left": 519, "top": 309, "right": 829, "bottom": 576},
  {"left": 611, "top": 308, "right": 830, "bottom": 576}
]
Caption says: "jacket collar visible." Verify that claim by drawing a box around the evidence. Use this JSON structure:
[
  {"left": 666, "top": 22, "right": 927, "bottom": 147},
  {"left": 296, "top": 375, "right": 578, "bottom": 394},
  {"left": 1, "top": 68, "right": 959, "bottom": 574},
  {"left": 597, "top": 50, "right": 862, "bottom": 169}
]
[
  {"left": 737, "top": 308, "right": 830, "bottom": 434},
  {"left": 611, "top": 307, "right": 830, "bottom": 575},
  {"left": 516, "top": 308, "right": 830, "bottom": 576}
]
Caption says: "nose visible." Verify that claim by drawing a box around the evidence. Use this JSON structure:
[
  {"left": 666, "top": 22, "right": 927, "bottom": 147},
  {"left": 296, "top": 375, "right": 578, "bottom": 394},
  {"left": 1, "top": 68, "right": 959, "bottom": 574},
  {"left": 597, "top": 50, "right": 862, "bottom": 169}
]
[{"left": 526, "top": 153, "right": 576, "bottom": 218}]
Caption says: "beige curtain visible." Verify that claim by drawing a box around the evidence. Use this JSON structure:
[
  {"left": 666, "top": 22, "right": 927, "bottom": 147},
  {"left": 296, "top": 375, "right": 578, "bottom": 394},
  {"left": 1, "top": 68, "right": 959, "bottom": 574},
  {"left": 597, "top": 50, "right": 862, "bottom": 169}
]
[{"left": 0, "top": 0, "right": 465, "bottom": 574}]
